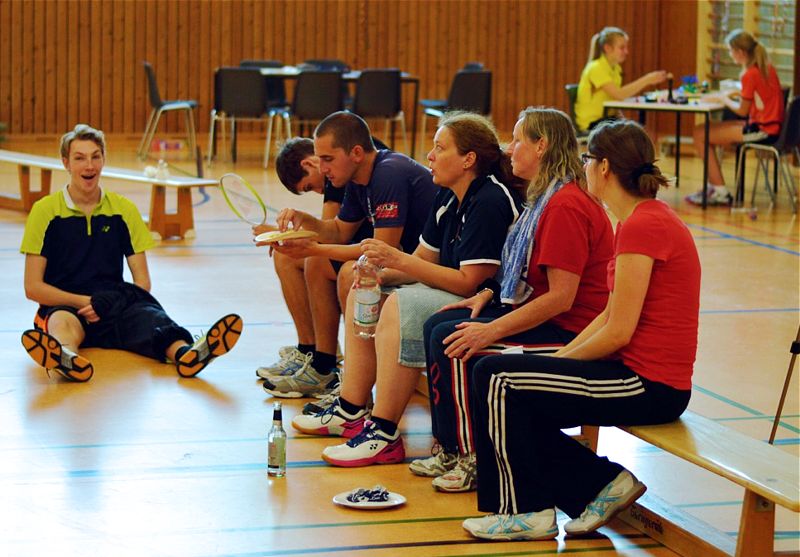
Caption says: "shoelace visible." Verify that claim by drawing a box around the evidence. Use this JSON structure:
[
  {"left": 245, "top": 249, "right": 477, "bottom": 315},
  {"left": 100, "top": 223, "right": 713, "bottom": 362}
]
[
  {"left": 580, "top": 483, "right": 618, "bottom": 519},
  {"left": 316, "top": 397, "right": 343, "bottom": 426},
  {"left": 346, "top": 421, "right": 379, "bottom": 447}
]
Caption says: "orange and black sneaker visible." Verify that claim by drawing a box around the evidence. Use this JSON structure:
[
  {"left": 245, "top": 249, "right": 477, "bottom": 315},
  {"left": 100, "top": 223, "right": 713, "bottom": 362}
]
[
  {"left": 21, "top": 329, "right": 94, "bottom": 382},
  {"left": 176, "top": 313, "right": 243, "bottom": 378}
]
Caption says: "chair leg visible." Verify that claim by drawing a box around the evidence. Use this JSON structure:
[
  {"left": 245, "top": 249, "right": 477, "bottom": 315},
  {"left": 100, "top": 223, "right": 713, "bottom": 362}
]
[
  {"left": 780, "top": 159, "right": 798, "bottom": 211},
  {"left": 283, "top": 113, "right": 292, "bottom": 138},
  {"left": 207, "top": 111, "right": 217, "bottom": 166},
  {"left": 144, "top": 110, "right": 164, "bottom": 161},
  {"left": 735, "top": 145, "right": 748, "bottom": 207},
  {"left": 138, "top": 109, "right": 158, "bottom": 159},
  {"left": 264, "top": 113, "right": 275, "bottom": 169}
]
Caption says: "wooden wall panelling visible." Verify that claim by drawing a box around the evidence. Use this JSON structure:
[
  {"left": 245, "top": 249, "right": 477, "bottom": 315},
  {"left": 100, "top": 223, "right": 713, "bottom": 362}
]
[
  {"left": 101, "top": 1, "right": 113, "bottom": 133},
  {"left": 0, "top": 0, "right": 686, "bottom": 142}
]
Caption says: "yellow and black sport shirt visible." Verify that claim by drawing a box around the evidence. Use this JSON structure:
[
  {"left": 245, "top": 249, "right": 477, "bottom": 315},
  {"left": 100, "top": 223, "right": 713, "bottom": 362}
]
[{"left": 20, "top": 185, "right": 155, "bottom": 296}]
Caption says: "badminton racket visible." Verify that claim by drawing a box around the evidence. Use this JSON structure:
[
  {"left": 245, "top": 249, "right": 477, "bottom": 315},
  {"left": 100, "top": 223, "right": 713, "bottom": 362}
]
[{"left": 219, "top": 173, "right": 268, "bottom": 226}]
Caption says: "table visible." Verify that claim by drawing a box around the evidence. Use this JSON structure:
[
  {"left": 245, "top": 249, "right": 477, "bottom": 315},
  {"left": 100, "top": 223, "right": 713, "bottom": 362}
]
[
  {"left": 603, "top": 98, "right": 725, "bottom": 209},
  {"left": 259, "top": 67, "right": 421, "bottom": 157}
]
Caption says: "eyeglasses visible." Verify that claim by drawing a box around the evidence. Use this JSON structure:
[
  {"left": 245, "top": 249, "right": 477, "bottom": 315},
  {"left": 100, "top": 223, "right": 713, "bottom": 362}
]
[{"left": 580, "top": 153, "right": 599, "bottom": 165}]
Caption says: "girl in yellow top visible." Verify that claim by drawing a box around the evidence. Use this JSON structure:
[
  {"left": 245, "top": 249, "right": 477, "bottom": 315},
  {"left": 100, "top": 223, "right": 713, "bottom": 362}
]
[{"left": 575, "top": 27, "right": 668, "bottom": 132}]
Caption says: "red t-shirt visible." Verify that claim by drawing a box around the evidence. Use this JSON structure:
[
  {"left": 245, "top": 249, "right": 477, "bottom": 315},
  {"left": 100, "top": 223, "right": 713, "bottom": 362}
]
[
  {"left": 525, "top": 182, "right": 614, "bottom": 333},
  {"left": 740, "top": 64, "right": 784, "bottom": 136},
  {"left": 608, "top": 200, "right": 700, "bottom": 390}
]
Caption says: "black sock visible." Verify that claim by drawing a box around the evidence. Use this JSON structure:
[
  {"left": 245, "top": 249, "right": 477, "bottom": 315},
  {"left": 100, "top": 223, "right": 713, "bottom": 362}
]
[
  {"left": 174, "top": 345, "right": 191, "bottom": 361},
  {"left": 297, "top": 343, "right": 315, "bottom": 356},
  {"left": 312, "top": 351, "right": 337, "bottom": 374},
  {"left": 371, "top": 416, "right": 398, "bottom": 436},
  {"left": 338, "top": 396, "right": 366, "bottom": 415}
]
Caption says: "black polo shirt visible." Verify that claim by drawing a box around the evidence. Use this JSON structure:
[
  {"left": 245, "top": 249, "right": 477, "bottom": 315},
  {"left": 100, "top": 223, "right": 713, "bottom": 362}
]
[{"left": 419, "top": 174, "right": 522, "bottom": 269}]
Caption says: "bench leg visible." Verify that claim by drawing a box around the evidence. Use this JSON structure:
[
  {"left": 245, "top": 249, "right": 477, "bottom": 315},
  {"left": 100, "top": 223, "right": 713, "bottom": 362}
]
[
  {"left": 148, "top": 185, "right": 196, "bottom": 240},
  {"left": 735, "top": 490, "right": 775, "bottom": 557},
  {"left": 576, "top": 425, "right": 599, "bottom": 452},
  {"left": 0, "top": 165, "right": 52, "bottom": 211}
]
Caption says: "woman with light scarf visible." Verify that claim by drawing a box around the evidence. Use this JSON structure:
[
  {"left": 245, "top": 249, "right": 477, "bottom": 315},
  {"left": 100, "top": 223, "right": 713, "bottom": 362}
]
[{"left": 411, "top": 107, "right": 615, "bottom": 494}]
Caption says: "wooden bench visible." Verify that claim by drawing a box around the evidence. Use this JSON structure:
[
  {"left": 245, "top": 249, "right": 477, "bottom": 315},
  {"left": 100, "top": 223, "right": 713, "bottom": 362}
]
[
  {"left": 615, "top": 410, "right": 799, "bottom": 557},
  {"left": 0, "top": 149, "right": 217, "bottom": 240}
]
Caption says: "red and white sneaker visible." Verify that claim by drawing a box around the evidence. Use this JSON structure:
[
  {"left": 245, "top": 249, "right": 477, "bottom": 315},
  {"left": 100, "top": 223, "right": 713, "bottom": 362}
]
[
  {"left": 321, "top": 420, "right": 405, "bottom": 467},
  {"left": 291, "top": 397, "right": 368, "bottom": 438}
]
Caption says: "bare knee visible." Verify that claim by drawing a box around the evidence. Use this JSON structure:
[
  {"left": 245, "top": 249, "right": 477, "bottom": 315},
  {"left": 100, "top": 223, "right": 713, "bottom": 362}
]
[
  {"left": 336, "top": 261, "right": 356, "bottom": 308},
  {"left": 273, "top": 251, "right": 303, "bottom": 278},
  {"left": 47, "top": 311, "right": 85, "bottom": 348}
]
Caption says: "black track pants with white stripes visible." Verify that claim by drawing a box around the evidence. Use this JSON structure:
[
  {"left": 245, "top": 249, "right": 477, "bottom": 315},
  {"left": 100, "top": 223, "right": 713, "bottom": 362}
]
[
  {"left": 470, "top": 354, "right": 691, "bottom": 517},
  {"left": 423, "top": 307, "right": 575, "bottom": 455}
]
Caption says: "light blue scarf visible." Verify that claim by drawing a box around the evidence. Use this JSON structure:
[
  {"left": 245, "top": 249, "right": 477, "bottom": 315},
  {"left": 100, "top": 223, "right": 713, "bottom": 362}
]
[{"left": 499, "top": 177, "right": 568, "bottom": 304}]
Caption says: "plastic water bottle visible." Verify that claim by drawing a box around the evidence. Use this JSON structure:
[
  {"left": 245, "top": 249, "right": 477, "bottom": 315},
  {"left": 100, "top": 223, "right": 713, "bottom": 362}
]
[
  {"left": 267, "top": 401, "right": 286, "bottom": 477},
  {"left": 155, "top": 159, "right": 169, "bottom": 180},
  {"left": 353, "top": 254, "right": 380, "bottom": 339}
]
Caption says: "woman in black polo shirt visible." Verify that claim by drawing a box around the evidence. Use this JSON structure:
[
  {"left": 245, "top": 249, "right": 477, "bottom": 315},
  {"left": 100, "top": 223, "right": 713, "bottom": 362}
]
[{"left": 292, "top": 112, "right": 524, "bottom": 467}]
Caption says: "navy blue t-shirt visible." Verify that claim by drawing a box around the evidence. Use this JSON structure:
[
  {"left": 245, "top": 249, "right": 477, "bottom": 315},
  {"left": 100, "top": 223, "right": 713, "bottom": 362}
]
[
  {"left": 419, "top": 175, "right": 522, "bottom": 269},
  {"left": 324, "top": 179, "right": 373, "bottom": 243},
  {"left": 337, "top": 150, "right": 436, "bottom": 253}
]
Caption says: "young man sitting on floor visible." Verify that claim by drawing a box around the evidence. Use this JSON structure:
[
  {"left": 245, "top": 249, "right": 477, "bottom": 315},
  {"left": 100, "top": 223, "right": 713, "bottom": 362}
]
[{"left": 20, "top": 124, "right": 242, "bottom": 382}]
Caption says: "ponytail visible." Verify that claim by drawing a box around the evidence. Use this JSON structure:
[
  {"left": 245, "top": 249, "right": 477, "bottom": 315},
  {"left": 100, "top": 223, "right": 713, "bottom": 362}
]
[
  {"left": 586, "top": 26, "right": 628, "bottom": 66},
  {"left": 726, "top": 29, "right": 771, "bottom": 80}
]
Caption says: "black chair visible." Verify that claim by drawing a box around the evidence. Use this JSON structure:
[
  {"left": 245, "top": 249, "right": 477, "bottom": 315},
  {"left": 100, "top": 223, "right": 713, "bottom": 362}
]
[
  {"left": 302, "top": 59, "right": 350, "bottom": 72},
  {"left": 418, "top": 69, "right": 492, "bottom": 153},
  {"left": 352, "top": 69, "right": 408, "bottom": 153},
  {"left": 239, "top": 59, "right": 289, "bottom": 110},
  {"left": 564, "top": 83, "right": 589, "bottom": 145},
  {"left": 206, "top": 67, "right": 272, "bottom": 166},
  {"left": 734, "top": 94, "right": 799, "bottom": 213},
  {"left": 137, "top": 62, "right": 199, "bottom": 162},
  {"left": 462, "top": 61, "right": 485, "bottom": 71},
  {"left": 276, "top": 71, "right": 344, "bottom": 142}
]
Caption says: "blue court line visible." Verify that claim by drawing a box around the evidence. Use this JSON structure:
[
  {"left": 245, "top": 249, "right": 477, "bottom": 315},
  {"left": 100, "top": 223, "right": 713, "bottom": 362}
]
[
  {"left": 693, "top": 384, "right": 800, "bottom": 435},
  {"left": 688, "top": 224, "right": 800, "bottom": 256},
  {"left": 209, "top": 539, "right": 661, "bottom": 557},
  {"left": 699, "top": 307, "right": 799, "bottom": 315}
]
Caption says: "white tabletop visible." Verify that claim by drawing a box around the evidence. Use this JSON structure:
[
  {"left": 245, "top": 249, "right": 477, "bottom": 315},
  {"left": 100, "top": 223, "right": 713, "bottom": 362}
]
[{"left": 604, "top": 98, "right": 725, "bottom": 113}]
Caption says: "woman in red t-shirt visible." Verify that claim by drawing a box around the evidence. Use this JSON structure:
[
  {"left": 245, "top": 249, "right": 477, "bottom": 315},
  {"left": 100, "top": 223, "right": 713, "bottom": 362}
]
[
  {"left": 688, "top": 29, "right": 785, "bottom": 205},
  {"left": 462, "top": 119, "right": 700, "bottom": 542}
]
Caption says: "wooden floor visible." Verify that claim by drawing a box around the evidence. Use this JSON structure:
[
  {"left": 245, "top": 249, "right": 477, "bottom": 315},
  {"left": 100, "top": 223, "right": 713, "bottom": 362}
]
[{"left": 0, "top": 134, "right": 798, "bottom": 557}]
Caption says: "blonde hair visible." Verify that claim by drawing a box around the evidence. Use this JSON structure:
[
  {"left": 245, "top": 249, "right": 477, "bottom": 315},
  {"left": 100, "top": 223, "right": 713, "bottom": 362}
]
[
  {"left": 726, "top": 29, "right": 770, "bottom": 80},
  {"left": 587, "top": 26, "right": 627, "bottom": 65},
  {"left": 60, "top": 124, "right": 106, "bottom": 159},
  {"left": 517, "top": 107, "right": 585, "bottom": 202}
]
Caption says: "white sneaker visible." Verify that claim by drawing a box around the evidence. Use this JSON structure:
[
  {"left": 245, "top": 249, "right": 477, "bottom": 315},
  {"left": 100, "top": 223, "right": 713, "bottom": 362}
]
[
  {"left": 321, "top": 420, "right": 405, "bottom": 467},
  {"left": 292, "top": 397, "right": 368, "bottom": 438},
  {"left": 462, "top": 509, "right": 558, "bottom": 541},
  {"left": 256, "top": 348, "right": 313, "bottom": 379},
  {"left": 685, "top": 187, "right": 732, "bottom": 206},
  {"left": 262, "top": 362, "right": 339, "bottom": 398},
  {"left": 408, "top": 447, "right": 459, "bottom": 477},
  {"left": 564, "top": 469, "right": 647, "bottom": 536},
  {"left": 432, "top": 453, "right": 477, "bottom": 492}
]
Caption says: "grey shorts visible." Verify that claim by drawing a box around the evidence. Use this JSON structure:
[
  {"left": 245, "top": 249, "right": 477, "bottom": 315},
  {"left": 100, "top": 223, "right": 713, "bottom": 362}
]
[{"left": 392, "top": 283, "right": 463, "bottom": 368}]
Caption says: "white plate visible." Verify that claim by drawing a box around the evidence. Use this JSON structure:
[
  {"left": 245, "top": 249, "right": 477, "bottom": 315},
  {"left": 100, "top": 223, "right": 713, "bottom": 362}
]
[
  {"left": 254, "top": 229, "right": 318, "bottom": 243},
  {"left": 332, "top": 490, "right": 406, "bottom": 510}
]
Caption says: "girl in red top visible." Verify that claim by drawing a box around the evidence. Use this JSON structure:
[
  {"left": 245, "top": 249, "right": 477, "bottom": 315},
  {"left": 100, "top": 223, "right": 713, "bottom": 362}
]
[
  {"left": 462, "top": 119, "right": 700, "bottom": 541},
  {"left": 688, "top": 29, "right": 785, "bottom": 205}
]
